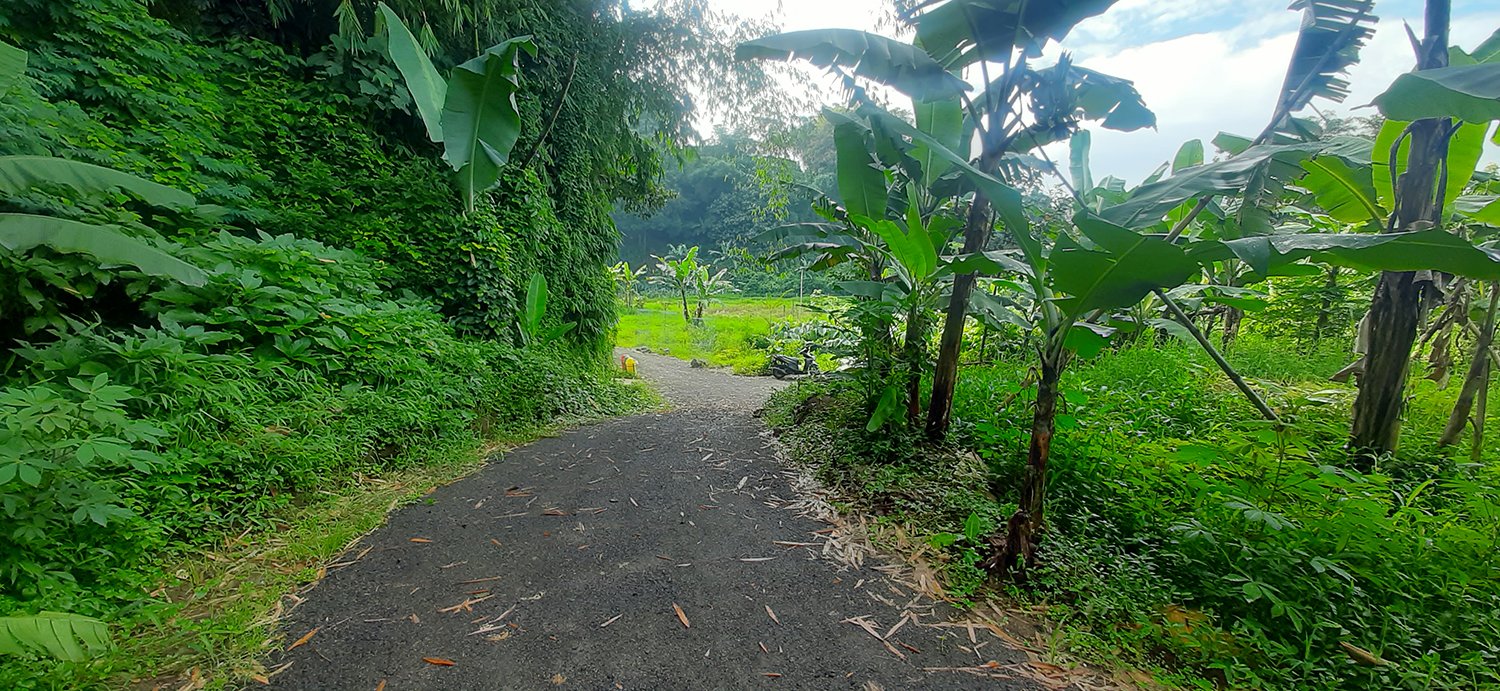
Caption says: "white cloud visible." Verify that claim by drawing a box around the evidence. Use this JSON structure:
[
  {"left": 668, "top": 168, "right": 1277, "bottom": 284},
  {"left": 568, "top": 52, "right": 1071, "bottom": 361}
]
[{"left": 1064, "top": 7, "right": 1500, "bottom": 184}]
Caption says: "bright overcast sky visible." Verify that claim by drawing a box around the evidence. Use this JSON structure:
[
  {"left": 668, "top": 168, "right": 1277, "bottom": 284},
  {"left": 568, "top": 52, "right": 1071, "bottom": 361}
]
[{"left": 699, "top": 0, "right": 1499, "bottom": 185}]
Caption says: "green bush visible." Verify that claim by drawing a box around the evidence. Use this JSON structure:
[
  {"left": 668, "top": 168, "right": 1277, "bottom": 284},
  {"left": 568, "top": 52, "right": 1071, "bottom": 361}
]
[{"left": 0, "top": 232, "right": 649, "bottom": 620}]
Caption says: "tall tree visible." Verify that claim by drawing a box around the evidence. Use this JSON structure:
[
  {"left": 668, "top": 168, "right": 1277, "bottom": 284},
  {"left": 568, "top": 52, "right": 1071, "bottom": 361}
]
[{"left": 1348, "top": 0, "right": 1450, "bottom": 463}]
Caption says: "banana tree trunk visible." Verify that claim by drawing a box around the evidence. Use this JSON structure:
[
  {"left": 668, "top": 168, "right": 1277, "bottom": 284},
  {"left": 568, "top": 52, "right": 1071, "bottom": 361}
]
[
  {"left": 1472, "top": 359, "right": 1489, "bottom": 464},
  {"left": 1221, "top": 306, "right": 1243, "bottom": 344},
  {"left": 995, "top": 344, "right": 1065, "bottom": 580},
  {"left": 1439, "top": 287, "right": 1498, "bottom": 447},
  {"left": 902, "top": 308, "right": 927, "bottom": 425},
  {"left": 1350, "top": 0, "right": 1449, "bottom": 466},
  {"left": 679, "top": 289, "right": 691, "bottom": 325},
  {"left": 926, "top": 194, "right": 991, "bottom": 439}
]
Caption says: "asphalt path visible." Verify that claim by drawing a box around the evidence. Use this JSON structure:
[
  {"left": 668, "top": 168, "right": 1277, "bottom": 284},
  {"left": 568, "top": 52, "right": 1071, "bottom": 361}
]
[{"left": 265, "top": 350, "right": 1036, "bottom": 690}]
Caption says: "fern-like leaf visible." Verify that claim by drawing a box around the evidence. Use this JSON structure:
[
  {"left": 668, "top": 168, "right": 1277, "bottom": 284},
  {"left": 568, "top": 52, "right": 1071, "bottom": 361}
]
[{"left": 0, "top": 612, "right": 113, "bottom": 662}]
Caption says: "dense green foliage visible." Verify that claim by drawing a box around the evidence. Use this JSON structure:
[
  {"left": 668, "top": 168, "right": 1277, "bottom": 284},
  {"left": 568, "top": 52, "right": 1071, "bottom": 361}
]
[
  {"left": 613, "top": 126, "right": 834, "bottom": 267},
  {"left": 729, "top": 1, "right": 1500, "bottom": 688},
  {"left": 768, "top": 333, "right": 1500, "bottom": 689},
  {"left": 0, "top": 0, "right": 749, "bottom": 684}
]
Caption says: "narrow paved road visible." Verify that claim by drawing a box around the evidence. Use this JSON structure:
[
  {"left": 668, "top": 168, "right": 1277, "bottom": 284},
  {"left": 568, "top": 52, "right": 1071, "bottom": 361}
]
[{"left": 267, "top": 350, "right": 1036, "bottom": 690}]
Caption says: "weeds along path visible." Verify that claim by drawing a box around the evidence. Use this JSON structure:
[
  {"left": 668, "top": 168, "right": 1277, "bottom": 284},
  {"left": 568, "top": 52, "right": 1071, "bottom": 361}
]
[{"left": 266, "top": 350, "right": 1038, "bottom": 690}]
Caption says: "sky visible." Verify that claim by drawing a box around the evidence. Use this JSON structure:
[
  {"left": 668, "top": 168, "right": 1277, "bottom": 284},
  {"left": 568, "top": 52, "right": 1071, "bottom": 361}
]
[{"left": 701, "top": 0, "right": 1500, "bottom": 186}]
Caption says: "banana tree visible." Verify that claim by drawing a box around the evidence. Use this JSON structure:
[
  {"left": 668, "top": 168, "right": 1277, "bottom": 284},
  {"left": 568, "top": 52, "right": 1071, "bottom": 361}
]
[
  {"left": 375, "top": 2, "right": 534, "bottom": 212},
  {"left": 518, "top": 271, "right": 574, "bottom": 347},
  {"left": 610, "top": 260, "right": 646, "bottom": 309},
  {"left": 1349, "top": 19, "right": 1500, "bottom": 460},
  {"left": 650, "top": 247, "right": 699, "bottom": 325},
  {"left": 692, "top": 265, "right": 735, "bottom": 320},
  {"left": 759, "top": 105, "right": 967, "bottom": 424},
  {"left": 738, "top": 0, "right": 1156, "bottom": 440}
]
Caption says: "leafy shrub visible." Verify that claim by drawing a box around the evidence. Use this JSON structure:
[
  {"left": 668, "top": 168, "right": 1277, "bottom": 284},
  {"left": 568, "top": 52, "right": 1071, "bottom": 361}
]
[{"left": 0, "top": 232, "right": 649, "bottom": 620}]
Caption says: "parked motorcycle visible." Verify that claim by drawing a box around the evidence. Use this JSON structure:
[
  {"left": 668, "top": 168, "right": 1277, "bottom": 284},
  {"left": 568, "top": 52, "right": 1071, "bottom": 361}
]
[{"left": 768, "top": 346, "right": 818, "bottom": 379}]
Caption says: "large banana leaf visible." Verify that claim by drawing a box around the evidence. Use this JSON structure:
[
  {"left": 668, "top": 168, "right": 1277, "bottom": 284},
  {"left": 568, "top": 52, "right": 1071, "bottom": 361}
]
[
  {"left": 1373, "top": 63, "right": 1500, "bottom": 122},
  {"left": 1188, "top": 229, "right": 1500, "bottom": 280},
  {"left": 1069, "top": 130, "right": 1094, "bottom": 197},
  {"left": 827, "top": 111, "right": 887, "bottom": 220},
  {"left": 0, "top": 612, "right": 112, "bottom": 662},
  {"left": 1050, "top": 215, "right": 1200, "bottom": 315},
  {"left": 1172, "top": 140, "right": 1204, "bottom": 173},
  {"left": 912, "top": 0, "right": 1116, "bottom": 68},
  {"left": 1371, "top": 119, "right": 1487, "bottom": 216},
  {"left": 0, "top": 156, "right": 195, "bottom": 209},
  {"left": 442, "top": 36, "right": 536, "bottom": 211},
  {"left": 1100, "top": 142, "right": 1320, "bottom": 228},
  {"left": 522, "top": 271, "right": 547, "bottom": 344},
  {"left": 1455, "top": 195, "right": 1500, "bottom": 226},
  {"left": 911, "top": 97, "right": 964, "bottom": 186},
  {"left": 0, "top": 39, "right": 25, "bottom": 91},
  {"left": 377, "top": 2, "right": 447, "bottom": 143},
  {"left": 1056, "top": 64, "right": 1155, "bottom": 132},
  {"left": 735, "top": 30, "right": 969, "bottom": 102},
  {"left": 866, "top": 216, "right": 937, "bottom": 284},
  {"left": 853, "top": 104, "right": 1030, "bottom": 256},
  {"left": 0, "top": 214, "right": 208, "bottom": 286},
  {"left": 1272, "top": 0, "right": 1376, "bottom": 118},
  {"left": 1297, "top": 148, "right": 1382, "bottom": 224}
]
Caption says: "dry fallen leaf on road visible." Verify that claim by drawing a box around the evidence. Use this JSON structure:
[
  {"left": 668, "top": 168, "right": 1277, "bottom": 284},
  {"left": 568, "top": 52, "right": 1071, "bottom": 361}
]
[
  {"left": 408, "top": 537, "right": 433, "bottom": 543},
  {"left": 762, "top": 672, "right": 782, "bottom": 678},
  {"left": 286, "top": 626, "right": 319, "bottom": 651},
  {"left": 765, "top": 605, "right": 780, "bottom": 625},
  {"left": 423, "top": 657, "right": 456, "bottom": 666},
  {"left": 542, "top": 508, "right": 567, "bottom": 516},
  {"left": 600, "top": 614, "right": 622, "bottom": 628},
  {"left": 673, "top": 603, "right": 691, "bottom": 628},
  {"left": 374, "top": 681, "right": 386, "bottom": 691},
  {"left": 551, "top": 673, "right": 567, "bottom": 685}
]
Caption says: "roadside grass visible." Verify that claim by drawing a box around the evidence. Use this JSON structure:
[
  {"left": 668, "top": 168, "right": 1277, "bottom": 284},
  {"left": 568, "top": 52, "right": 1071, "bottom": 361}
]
[
  {"left": 615, "top": 296, "right": 823, "bottom": 373},
  {"left": 33, "top": 387, "right": 658, "bottom": 691}
]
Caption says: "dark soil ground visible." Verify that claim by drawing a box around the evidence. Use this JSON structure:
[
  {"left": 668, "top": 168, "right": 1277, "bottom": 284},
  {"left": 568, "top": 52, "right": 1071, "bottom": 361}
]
[{"left": 265, "top": 351, "right": 1038, "bottom": 690}]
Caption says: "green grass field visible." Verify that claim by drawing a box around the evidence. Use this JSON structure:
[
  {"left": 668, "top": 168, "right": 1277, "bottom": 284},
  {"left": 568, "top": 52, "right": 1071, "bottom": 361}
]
[{"left": 615, "top": 297, "right": 825, "bottom": 374}]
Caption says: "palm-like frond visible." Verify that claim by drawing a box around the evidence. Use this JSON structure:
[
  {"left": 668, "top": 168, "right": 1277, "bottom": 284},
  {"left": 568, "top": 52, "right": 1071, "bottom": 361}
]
[
  {"left": 0, "top": 612, "right": 112, "bottom": 662},
  {"left": 1272, "top": 0, "right": 1377, "bottom": 135}
]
